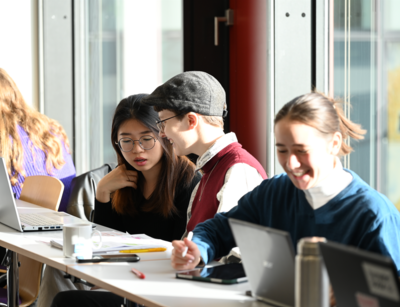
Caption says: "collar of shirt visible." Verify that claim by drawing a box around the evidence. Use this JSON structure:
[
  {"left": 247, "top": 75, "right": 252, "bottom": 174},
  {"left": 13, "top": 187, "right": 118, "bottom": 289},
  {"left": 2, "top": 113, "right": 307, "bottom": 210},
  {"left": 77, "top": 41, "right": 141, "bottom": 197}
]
[
  {"left": 303, "top": 157, "right": 353, "bottom": 210},
  {"left": 195, "top": 132, "right": 238, "bottom": 172}
]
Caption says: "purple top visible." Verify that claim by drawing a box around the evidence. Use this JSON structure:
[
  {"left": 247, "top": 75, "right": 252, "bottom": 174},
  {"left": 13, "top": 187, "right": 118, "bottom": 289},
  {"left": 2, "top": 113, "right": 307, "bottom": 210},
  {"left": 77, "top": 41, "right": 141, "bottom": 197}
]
[{"left": 11, "top": 125, "right": 76, "bottom": 212}]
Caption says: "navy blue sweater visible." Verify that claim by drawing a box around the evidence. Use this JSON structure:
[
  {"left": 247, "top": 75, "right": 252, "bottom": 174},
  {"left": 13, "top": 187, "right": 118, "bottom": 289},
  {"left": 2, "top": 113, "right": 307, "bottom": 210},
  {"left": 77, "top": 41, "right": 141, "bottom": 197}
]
[{"left": 192, "top": 170, "right": 400, "bottom": 274}]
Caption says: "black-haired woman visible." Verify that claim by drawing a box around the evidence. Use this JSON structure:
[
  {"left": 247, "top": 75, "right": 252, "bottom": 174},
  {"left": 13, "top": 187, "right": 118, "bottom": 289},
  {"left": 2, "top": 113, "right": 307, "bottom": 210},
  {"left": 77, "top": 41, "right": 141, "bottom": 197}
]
[
  {"left": 94, "top": 94, "right": 200, "bottom": 239},
  {"left": 40, "top": 95, "right": 201, "bottom": 307}
]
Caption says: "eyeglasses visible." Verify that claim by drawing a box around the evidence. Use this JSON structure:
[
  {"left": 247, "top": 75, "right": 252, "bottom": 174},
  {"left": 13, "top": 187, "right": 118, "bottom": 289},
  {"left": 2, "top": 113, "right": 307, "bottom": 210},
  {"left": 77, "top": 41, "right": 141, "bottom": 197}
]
[
  {"left": 115, "top": 135, "right": 157, "bottom": 152},
  {"left": 156, "top": 114, "right": 181, "bottom": 133}
]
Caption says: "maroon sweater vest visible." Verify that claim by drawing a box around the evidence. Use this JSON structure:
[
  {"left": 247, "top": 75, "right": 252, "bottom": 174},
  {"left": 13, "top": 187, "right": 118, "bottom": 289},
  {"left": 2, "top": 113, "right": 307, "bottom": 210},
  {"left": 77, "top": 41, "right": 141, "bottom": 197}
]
[{"left": 186, "top": 142, "right": 267, "bottom": 232}]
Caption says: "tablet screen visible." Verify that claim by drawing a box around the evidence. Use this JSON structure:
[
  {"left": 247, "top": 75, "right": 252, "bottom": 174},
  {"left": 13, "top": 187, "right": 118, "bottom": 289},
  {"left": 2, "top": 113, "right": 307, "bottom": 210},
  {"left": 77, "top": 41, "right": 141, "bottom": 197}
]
[{"left": 177, "top": 263, "right": 246, "bottom": 281}]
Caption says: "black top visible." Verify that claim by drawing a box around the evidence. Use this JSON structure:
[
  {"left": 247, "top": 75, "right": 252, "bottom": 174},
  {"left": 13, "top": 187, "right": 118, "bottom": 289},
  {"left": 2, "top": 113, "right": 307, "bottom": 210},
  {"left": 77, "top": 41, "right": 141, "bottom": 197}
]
[{"left": 94, "top": 172, "right": 201, "bottom": 242}]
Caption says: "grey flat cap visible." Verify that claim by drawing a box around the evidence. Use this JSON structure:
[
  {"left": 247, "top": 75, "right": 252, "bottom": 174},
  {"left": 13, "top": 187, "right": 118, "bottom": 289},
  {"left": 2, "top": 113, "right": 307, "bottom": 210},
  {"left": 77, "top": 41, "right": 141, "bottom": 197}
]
[{"left": 142, "top": 71, "right": 227, "bottom": 117}]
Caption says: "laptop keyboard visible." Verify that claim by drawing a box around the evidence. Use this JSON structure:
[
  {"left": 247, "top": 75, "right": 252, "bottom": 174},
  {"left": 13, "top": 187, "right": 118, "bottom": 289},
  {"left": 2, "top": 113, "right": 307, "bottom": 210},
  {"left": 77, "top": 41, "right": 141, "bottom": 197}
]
[{"left": 19, "top": 214, "right": 63, "bottom": 226}]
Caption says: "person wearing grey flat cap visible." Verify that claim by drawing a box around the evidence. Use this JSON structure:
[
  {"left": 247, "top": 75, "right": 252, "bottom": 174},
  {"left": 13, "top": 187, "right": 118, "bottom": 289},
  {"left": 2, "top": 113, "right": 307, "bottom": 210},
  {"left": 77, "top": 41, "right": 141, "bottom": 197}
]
[{"left": 142, "top": 71, "right": 267, "bottom": 245}]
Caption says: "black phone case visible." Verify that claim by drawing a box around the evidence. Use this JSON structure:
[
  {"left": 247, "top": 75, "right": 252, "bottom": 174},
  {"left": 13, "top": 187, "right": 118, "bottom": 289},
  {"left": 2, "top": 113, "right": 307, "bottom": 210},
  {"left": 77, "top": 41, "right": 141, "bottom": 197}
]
[{"left": 76, "top": 255, "right": 140, "bottom": 263}]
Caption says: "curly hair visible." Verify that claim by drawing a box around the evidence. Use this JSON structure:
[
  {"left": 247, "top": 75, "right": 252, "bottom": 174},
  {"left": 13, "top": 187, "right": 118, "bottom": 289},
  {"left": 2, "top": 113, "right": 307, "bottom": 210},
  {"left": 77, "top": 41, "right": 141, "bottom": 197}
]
[{"left": 0, "top": 68, "right": 70, "bottom": 187}]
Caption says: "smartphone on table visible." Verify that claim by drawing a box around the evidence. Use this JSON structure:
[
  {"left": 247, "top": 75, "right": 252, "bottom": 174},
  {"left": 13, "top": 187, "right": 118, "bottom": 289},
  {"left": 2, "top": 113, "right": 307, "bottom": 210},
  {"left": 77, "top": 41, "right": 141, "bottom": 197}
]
[
  {"left": 76, "top": 255, "right": 140, "bottom": 263},
  {"left": 176, "top": 263, "right": 247, "bottom": 284}
]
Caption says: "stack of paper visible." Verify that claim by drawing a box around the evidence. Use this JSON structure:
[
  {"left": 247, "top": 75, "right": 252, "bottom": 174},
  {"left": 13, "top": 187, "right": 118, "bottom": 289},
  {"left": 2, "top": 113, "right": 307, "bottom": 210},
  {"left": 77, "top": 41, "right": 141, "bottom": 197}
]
[{"left": 50, "top": 231, "right": 171, "bottom": 255}]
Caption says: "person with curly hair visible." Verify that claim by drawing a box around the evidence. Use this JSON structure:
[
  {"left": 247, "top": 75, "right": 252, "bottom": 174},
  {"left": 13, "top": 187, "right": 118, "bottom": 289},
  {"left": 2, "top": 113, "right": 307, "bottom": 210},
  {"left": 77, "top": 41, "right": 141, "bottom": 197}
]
[{"left": 0, "top": 68, "right": 76, "bottom": 212}]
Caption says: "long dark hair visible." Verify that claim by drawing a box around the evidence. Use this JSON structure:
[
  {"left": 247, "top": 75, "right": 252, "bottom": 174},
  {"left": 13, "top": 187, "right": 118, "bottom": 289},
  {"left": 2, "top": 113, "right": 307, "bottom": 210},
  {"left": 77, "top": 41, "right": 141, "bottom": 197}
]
[
  {"left": 274, "top": 92, "right": 366, "bottom": 156},
  {"left": 111, "top": 94, "right": 196, "bottom": 217}
]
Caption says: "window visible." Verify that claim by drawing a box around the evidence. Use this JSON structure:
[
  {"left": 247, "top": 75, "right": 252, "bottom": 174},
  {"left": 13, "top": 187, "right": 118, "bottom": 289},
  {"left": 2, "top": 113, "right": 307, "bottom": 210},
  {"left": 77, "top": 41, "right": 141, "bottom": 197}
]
[
  {"left": 334, "top": 0, "right": 400, "bottom": 209},
  {"left": 75, "top": 0, "right": 183, "bottom": 173}
]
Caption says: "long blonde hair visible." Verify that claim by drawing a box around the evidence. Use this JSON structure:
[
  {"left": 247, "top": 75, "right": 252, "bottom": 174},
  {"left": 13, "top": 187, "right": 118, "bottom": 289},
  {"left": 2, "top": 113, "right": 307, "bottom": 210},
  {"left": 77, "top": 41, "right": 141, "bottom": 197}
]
[{"left": 0, "top": 68, "right": 71, "bottom": 187}]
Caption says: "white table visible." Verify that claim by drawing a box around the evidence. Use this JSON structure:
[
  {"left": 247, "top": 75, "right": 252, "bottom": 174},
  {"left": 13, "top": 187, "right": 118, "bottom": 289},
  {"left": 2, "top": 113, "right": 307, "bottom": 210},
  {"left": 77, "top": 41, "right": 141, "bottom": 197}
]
[
  {"left": 0, "top": 201, "right": 269, "bottom": 307},
  {"left": 67, "top": 260, "right": 268, "bottom": 307},
  {"left": 0, "top": 201, "right": 173, "bottom": 269}
]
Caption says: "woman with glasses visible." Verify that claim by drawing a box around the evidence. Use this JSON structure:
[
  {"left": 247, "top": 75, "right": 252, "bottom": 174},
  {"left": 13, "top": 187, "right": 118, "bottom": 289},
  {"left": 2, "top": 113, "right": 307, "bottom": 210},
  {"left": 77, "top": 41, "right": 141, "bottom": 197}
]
[
  {"left": 40, "top": 94, "right": 201, "bottom": 307},
  {"left": 93, "top": 94, "right": 201, "bottom": 239}
]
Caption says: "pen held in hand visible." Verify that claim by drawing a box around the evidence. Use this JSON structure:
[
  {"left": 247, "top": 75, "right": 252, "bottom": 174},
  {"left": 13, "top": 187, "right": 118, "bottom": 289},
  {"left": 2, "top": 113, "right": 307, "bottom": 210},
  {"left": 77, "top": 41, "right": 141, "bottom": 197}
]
[{"left": 182, "top": 231, "right": 193, "bottom": 257}]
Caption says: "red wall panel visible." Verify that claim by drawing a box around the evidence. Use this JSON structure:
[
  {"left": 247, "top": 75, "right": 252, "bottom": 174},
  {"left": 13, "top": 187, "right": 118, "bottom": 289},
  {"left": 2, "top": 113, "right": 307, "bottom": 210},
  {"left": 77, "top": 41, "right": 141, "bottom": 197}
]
[{"left": 229, "top": 0, "right": 268, "bottom": 171}]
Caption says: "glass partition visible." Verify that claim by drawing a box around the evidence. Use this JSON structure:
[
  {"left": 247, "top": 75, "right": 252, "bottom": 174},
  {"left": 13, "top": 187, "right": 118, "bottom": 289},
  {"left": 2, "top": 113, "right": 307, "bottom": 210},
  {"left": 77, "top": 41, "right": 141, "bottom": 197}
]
[
  {"left": 78, "top": 0, "right": 183, "bottom": 173},
  {"left": 333, "top": 0, "right": 377, "bottom": 186},
  {"left": 334, "top": 0, "right": 400, "bottom": 210}
]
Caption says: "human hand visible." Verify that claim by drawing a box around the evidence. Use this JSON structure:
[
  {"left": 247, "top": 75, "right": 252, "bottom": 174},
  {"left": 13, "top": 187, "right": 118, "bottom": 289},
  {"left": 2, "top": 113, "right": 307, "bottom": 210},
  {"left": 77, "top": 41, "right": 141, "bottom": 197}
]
[
  {"left": 330, "top": 285, "right": 336, "bottom": 307},
  {"left": 171, "top": 238, "right": 201, "bottom": 270},
  {"left": 96, "top": 164, "right": 138, "bottom": 202}
]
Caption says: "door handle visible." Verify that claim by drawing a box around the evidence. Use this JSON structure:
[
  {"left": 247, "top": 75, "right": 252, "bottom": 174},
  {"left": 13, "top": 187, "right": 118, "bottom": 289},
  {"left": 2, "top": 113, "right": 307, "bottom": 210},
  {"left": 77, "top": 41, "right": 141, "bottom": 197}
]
[{"left": 214, "top": 9, "right": 234, "bottom": 46}]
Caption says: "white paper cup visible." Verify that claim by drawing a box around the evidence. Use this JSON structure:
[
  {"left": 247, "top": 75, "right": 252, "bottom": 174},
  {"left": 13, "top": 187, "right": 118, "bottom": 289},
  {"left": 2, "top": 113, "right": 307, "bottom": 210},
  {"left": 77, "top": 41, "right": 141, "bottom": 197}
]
[{"left": 63, "top": 224, "right": 102, "bottom": 258}]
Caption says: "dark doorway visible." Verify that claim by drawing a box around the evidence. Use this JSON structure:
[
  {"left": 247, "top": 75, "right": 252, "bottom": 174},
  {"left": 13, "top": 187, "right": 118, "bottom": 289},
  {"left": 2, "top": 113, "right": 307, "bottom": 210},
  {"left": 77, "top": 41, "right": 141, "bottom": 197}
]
[
  {"left": 183, "top": 0, "right": 230, "bottom": 133},
  {"left": 184, "top": 0, "right": 267, "bottom": 170}
]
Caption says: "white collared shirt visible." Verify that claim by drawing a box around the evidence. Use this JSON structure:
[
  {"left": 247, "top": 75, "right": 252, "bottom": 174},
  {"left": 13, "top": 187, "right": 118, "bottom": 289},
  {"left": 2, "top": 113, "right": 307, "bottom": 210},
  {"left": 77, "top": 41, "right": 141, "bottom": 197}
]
[
  {"left": 303, "top": 158, "right": 353, "bottom": 210},
  {"left": 183, "top": 132, "right": 264, "bottom": 238}
]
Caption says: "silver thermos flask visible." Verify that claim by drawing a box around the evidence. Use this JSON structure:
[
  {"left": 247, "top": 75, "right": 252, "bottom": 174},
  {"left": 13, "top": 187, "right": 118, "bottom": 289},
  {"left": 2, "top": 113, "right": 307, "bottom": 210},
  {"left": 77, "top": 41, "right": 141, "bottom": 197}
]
[{"left": 295, "top": 237, "right": 329, "bottom": 307}]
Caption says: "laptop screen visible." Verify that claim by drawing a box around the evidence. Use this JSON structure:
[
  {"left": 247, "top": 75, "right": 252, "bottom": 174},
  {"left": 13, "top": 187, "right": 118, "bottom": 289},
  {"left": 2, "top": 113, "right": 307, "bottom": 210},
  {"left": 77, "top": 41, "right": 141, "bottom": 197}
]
[
  {"left": 320, "top": 241, "right": 400, "bottom": 307},
  {"left": 229, "top": 218, "right": 295, "bottom": 307},
  {"left": 0, "top": 157, "right": 23, "bottom": 232}
]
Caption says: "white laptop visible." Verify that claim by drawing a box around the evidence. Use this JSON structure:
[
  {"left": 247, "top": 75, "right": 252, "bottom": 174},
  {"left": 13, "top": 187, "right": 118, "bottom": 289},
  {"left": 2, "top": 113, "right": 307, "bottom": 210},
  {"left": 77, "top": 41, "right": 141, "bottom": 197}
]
[
  {"left": 0, "top": 157, "right": 90, "bottom": 232},
  {"left": 229, "top": 218, "right": 295, "bottom": 307}
]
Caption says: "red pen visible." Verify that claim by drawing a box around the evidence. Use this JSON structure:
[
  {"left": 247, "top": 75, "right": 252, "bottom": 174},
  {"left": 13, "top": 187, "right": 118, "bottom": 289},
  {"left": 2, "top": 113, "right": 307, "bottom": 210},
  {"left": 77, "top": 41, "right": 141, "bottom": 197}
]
[{"left": 131, "top": 267, "right": 145, "bottom": 279}]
